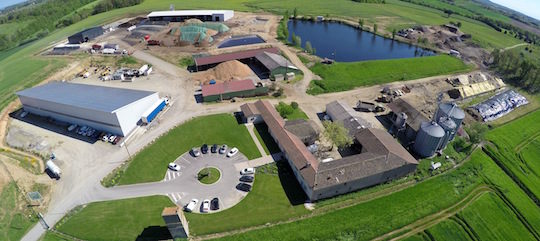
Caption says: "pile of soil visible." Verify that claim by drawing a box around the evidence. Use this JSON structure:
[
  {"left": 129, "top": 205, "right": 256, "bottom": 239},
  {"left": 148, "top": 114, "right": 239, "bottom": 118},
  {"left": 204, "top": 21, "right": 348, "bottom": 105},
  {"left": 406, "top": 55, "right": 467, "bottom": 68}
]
[{"left": 193, "top": 60, "right": 256, "bottom": 84}]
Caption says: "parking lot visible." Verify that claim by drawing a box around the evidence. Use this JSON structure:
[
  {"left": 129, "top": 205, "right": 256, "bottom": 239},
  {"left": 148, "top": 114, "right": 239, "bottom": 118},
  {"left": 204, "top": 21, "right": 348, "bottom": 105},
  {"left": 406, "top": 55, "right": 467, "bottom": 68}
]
[{"left": 163, "top": 147, "right": 253, "bottom": 213}]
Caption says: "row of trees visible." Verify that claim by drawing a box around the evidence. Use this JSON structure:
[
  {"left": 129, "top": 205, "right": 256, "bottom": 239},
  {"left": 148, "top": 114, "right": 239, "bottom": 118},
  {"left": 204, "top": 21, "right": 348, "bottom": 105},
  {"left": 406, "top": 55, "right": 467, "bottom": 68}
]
[
  {"left": 491, "top": 48, "right": 540, "bottom": 93},
  {"left": 0, "top": 0, "right": 143, "bottom": 51}
]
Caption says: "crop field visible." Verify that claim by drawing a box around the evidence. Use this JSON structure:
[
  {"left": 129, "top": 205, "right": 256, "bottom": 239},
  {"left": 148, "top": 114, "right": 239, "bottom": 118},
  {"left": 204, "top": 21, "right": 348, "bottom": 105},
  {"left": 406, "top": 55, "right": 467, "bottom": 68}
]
[
  {"left": 426, "top": 219, "right": 472, "bottom": 241},
  {"left": 459, "top": 193, "right": 535, "bottom": 240},
  {"left": 0, "top": 182, "right": 37, "bottom": 241},
  {"left": 115, "top": 114, "right": 260, "bottom": 185},
  {"left": 308, "top": 55, "right": 471, "bottom": 94},
  {"left": 55, "top": 196, "right": 172, "bottom": 241},
  {"left": 485, "top": 109, "right": 540, "bottom": 199}
]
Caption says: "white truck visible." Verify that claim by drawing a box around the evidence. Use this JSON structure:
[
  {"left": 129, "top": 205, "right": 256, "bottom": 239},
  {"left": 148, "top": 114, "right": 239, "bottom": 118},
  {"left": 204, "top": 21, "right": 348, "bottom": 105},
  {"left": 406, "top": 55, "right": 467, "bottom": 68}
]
[{"left": 46, "top": 160, "right": 61, "bottom": 179}]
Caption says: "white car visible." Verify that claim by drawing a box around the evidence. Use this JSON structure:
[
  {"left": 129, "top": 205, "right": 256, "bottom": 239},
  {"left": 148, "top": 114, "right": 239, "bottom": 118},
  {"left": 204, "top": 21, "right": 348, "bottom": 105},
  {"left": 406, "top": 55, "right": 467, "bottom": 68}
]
[
  {"left": 240, "top": 167, "right": 255, "bottom": 175},
  {"left": 191, "top": 147, "right": 201, "bottom": 157},
  {"left": 168, "top": 162, "right": 180, "bottom": 171},
  {"left": 219, "top": 144, "right": 228, "bottom": 154},
  {"left": 201, "top": 199, "right": 210, "bottom": 213},
  {"left": 67, "top": 124, "right": 77, "bottom": 132},
  {"left": 227, "top": 147, "right": 239, "bottom": 157},
  {"left": 185, "top": 199, "right": 199, "bottom": 212},
  {"left": 108, "top": 135, "right": 117, "bottom": 143},
  {"left": 20, "top": 111, "right": 28, "bottom": 118}
]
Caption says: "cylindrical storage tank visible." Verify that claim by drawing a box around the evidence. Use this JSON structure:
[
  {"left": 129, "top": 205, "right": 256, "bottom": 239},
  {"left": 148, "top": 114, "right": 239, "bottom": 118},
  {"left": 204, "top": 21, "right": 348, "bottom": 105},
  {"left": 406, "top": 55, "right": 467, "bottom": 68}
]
[
  {"left": 435, "top": 103, "right": 465, "bottom": 128},
  {"left": 437, "top": 117, "right": 457, "bottom": 151},
  {"left": 414, "top": 121, "right": 445, "bottom": 157}
]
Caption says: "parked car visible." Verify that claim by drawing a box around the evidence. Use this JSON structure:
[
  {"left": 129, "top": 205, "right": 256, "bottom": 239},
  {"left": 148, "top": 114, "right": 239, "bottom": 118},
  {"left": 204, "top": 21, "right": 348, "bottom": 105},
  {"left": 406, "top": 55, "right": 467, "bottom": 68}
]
[
  {"left": 211, "top": 197, "right": 220, "bottom": 210},
  {"left": 201, "top": 144, "right": 209, "bottom": 154},
  {"left": 102, "top": 134, "right": 110, "bottom": 142},
  {"left": 112, "top": 136, "right": 122, "bottom": 145},
  {"left": 185, "top": 199, "right": 199, "bottom": 212},
  {"left": 108, "top": 135, "right": 116, "bottom": 143},
  {"left": 240, "top": 168, "right": 255, "bottom": 175},
  {"left": 201, "top": 199, "right": 210, "bottom": 213},
  {"left": 236, "top": 183, "right": 252, "bottom": 192},
  {"left": 191, "top": 147, "right": 201, "bottom": 157},
  {"left": 168, "top": 162, "right": 180, "bottom": 171},
  {"left": 20, "top": 111, "right": 28, "bottom": 118},
  {"left": 227, "top": 147, "right": 239, "bottom": 157},
  {"left": 211, "top": 144, "right": 218, "bottom": 153},
  {"left": 67, "top": 124, "right": 77, "bottom": 132},
  {"left": 240, "top": 175, "right": 254, "bottom": 183},
  {"left": 219, "top": 144, "right": 228, "bottom": 154}
]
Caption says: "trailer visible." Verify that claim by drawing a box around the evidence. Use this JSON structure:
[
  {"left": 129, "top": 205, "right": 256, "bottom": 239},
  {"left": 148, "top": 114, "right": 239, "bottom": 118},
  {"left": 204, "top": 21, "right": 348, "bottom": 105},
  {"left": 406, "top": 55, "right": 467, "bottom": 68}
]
[
  {"left": 46, "top": 160, "right": 61, "bottom": 179},
  {"left": 102, "top": 48, "right": 115, "bottom": 54},
  {"left": 141, "top": 99, "right": 166, "bottom": 124},
  {"left": 356, "top": 101, "right": 385, "bottom": 112}
]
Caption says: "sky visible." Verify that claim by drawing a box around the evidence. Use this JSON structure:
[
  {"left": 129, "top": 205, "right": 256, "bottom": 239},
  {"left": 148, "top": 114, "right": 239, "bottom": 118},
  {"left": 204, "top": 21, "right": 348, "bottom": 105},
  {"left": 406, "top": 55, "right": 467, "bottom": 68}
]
[
  {"left": 0, "top": 0, "right": 27, "bottom": 10},
  {"left": 491, "top": 0, "right": 540, "bottom": 21}
]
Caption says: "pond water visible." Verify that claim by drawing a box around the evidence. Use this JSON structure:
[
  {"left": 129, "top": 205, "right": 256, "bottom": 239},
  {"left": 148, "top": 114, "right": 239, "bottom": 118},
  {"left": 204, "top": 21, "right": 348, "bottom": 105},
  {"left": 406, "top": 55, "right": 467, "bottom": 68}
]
[{"left": 288, "top": 20, "right": 435, "bottom": 62}]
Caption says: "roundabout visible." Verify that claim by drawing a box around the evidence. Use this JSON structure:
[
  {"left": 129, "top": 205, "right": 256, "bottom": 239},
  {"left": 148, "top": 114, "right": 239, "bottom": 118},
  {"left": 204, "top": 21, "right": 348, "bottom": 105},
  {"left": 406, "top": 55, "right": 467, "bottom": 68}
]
[{"left": 161, "top": 147, "right": 252, "bottom": 213}]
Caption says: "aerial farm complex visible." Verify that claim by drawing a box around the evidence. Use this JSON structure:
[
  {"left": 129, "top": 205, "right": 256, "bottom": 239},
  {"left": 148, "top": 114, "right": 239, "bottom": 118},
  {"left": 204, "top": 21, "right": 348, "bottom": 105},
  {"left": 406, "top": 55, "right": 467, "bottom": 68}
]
[{"left": 1, "top": 1, "right": 540, "bottom": 241}]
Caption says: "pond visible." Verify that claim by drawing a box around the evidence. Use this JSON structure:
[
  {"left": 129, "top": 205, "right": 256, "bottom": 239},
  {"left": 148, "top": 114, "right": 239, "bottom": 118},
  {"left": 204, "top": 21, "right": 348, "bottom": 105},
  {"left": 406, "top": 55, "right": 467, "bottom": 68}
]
[{"left": 288, "top": 20, "right": 435, "bottom": 62}]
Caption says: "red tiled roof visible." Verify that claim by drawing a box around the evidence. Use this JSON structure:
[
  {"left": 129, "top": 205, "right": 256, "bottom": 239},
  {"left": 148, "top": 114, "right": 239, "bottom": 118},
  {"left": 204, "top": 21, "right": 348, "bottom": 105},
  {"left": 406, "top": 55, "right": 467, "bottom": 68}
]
[
  {"left": 202, "top": 79, "right": 255, "bottom": 97},
  {"left": 195, "top": 47, "right": 279, "bottom": 66}
]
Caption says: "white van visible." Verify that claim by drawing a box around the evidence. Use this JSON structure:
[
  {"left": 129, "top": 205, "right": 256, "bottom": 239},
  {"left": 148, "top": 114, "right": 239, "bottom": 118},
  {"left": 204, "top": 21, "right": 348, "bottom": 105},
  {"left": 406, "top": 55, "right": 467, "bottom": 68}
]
[{"left": 185, "top": 199, "right": 199, "bottom": 212}]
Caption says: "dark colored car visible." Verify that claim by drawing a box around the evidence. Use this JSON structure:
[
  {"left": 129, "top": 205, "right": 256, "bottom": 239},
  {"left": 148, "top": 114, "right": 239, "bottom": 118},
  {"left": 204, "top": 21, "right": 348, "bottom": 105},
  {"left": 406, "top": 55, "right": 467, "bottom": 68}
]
[
  {"left": 201, "top": 144, "right": 208, "bottom": 154},
  {"left": 211, "top": 197, "right": 220, "bottom": 210},
  {"left": 236, "top": 183, "right": 252, "bottom": 192},
  {"left": 211, "top": 144, "right": 218, "bottom": 153},
  {"left": 239, "top": 175, "right": 254, "bottom": 183}
]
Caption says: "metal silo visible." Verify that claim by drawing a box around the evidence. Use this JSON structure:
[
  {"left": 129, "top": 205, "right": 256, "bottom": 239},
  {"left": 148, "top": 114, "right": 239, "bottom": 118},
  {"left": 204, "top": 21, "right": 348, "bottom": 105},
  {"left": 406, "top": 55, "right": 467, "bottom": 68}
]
[
  {"left": 437, "top": 117, "right": 457, "bottom": 151},
  {"left": 414, "top": 121, "right": 445, "bottom": 157},
  {"left": 435, "top": 102, "right": 465, "bottom": 128}
]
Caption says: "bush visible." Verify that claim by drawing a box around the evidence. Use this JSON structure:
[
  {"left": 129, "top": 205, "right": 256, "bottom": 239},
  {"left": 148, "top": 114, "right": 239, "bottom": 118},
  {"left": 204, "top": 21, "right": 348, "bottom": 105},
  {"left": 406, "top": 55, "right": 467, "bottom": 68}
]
[
  {"left": 291, "top": 102, "right": 299, "bottom": 109},
  {"left": 276, "top": 102, "right": 294, "bottom": 117}
]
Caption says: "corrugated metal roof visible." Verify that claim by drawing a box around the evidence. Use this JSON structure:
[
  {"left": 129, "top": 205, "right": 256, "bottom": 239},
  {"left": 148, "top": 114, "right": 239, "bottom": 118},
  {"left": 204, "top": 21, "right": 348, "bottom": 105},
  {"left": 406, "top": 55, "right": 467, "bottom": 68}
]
[
  {"left": 201, "top": 79, "right": 255, "bottom": 97},
  {"left": 326, "top": 100, "right": 372, "bottom": 135},
  {"left": 17, "top": 82, "right": 156, "bottom": 113},
  {"left": 387, "top": 98, "right": 429, "bottom": 131},
  {"left": 147, "top": 10, "right": 233, "bottom": 18},
  {"left": 255, "top": 52, "right": 298, "bottom": 71},
  {"left": 195, "top": 47, "right": 279, "bottom": 66}
]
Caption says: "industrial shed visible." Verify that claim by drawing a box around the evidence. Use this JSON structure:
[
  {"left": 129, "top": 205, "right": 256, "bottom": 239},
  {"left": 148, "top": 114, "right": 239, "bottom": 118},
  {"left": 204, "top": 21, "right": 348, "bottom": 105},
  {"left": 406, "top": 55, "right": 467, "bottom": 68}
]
[
  {"left": 68, "top": 27, "right": 104, "bottom": 44},
  {"left": 241, "top": 100, "right": 418, "bottom": 201},
  {"left": 255, "top": 52, "right": 301, "bottom": 79},
  {"left": 201, "top": 79, "right": 267, "bottom": 102},
  {"left": 387, "top": 98, "right": 430, "bottom": 143},
  {"left": 326, "top": 100, "right": 372, "bottom": 136},
  {"left": 17, "top": 82, "right": 162, "bottom": 136},
  {"left": 147, "top": 10, "right": 234, "bottom": 22},
  {"left": 194, "top": 47, "right": 279, "bottom": 71}
]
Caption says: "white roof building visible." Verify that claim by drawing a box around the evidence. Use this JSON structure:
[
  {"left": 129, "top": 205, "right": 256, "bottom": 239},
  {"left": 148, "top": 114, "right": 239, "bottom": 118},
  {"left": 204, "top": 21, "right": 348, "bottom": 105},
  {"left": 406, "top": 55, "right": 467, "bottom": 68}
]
[{"left": 147, "top": 10, "right": 234, "bottom": 22}]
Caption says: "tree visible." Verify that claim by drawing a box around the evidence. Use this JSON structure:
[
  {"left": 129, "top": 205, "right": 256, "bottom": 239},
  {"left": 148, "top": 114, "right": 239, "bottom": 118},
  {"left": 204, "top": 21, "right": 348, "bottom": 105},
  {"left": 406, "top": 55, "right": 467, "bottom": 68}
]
[
  {"left": 373, "top": 23, "right": 378, "bottom": 33},
  {"left": 322, "top": 121, "right": 353, "bottom": 149},
  {"left": 392, "top": 29, "right": 396, "bottom": 40},
  {"left": 291, "top": 101, "right": 299, "bottom": 109},
  {"left": 276, "top": 102, "right": 294, "bottom": 118},
  {"left": 444, "top": 9, "right": 454, "bottom": 18},
  {"left": 467, "top": 123, "right": 488, "bottom": 144},
  {"left": 358, "top": 18, "right": 364, "bottom": 28},
  {"left": 293, "top": 8, "right": 298, "bottom": 18},
  {"left": 305, "top": 41, "right": 313, "bottom": 54}
]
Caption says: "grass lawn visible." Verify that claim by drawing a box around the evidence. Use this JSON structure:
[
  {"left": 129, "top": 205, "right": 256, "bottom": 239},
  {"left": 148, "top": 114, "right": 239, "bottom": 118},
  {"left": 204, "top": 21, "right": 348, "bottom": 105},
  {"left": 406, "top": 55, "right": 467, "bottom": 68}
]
[
  {"left": 459, "top": 193, "right": 535, "bottom": 240},
  {"left": 116, "top": 114, "right": 261, "bottom": 185},
  {"left": 426, "top": 219, "right": 472, "bottom": 241},
  {"left": 275, "top": 102, "right": 309, "bottom": 120},
  {"left": 55, "top": 196, "right": 173, "bottom": 241},
  {"left": 185, "top": 162, "right": 309, "bottom": 235},
  {"left": 253, "top": 123, "right": 282, "bottom": 155},
  {"left": 308, "top": 55, "right": 472, "bottom": 94},
  {"left": 41, "top": 231, "right": 73, "bottom": 241},
  {"left": 197, "top": 167, "right": 221, "bottom": 185},
  {"left": 0, "top": 182, "right": 37, "bottom": 241}
]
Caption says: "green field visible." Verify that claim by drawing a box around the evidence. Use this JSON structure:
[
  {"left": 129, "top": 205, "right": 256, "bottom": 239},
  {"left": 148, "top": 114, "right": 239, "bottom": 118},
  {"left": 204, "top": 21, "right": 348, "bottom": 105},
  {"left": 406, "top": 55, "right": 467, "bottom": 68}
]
[
  {"left": 115, "top": 114, "right": 260, "bottom": 185},
  {"left": 185, "top": 162, "right": 309, "bottom": 235},
  {"left": 308, "top": 55, "right": 472, "bottom": 94},
  {"left": 0, "top": 182, "right": 37, "bottom": 241},
  {"left": 485, "top": 109, "right": 540, "bottom": 199},
  {"left": 459, "top": 193, "right": 535, "bottom": 240},
  {"left": 197, "top": 167, "right": 221, "bottom": 184},
  {"left": 55, "top": 196, "right": 172, "bottom": 240},
  {"left": 426, "top": 219, "right": 472, "bottom": 241}
]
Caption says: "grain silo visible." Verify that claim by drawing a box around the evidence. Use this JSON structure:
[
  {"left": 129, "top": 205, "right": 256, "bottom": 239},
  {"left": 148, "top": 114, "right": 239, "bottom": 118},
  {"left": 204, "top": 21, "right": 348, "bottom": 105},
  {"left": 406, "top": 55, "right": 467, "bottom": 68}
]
[
  {"left": 437, "top": 117, "right": 457, "bottom": 151},
  {"left": 435, "top": 102, "right": 465, "bottom": 128},
  {"left": 414, "top": 121, "right": 445, "bottom": 157}
]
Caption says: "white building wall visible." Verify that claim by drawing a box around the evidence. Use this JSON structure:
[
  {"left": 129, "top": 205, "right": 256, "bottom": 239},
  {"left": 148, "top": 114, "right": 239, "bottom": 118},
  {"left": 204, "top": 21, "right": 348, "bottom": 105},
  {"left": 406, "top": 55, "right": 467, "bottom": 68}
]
[{"left": 114, "top": 93, "right": 160, "bottom": 135}]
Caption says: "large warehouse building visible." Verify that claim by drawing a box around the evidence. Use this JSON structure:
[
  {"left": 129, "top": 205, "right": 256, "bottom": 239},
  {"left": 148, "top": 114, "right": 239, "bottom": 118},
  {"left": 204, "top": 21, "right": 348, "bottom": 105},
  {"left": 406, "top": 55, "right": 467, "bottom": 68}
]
[
  {"left": 68, "top": 26, "right": 104, "bottom": 44},
  {"left": 16, "top": 82, "right": 163, "bottom": 136},
  {"left": 147, "top": 10, "right": 234, "bottom": 22}
]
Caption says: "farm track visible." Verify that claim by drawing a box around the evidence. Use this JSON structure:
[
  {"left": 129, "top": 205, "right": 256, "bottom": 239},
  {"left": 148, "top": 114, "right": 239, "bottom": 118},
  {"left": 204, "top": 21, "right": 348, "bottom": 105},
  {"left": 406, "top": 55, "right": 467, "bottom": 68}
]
[{"left": 372, "top": 185, "right": 493, "bottom": 241}]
